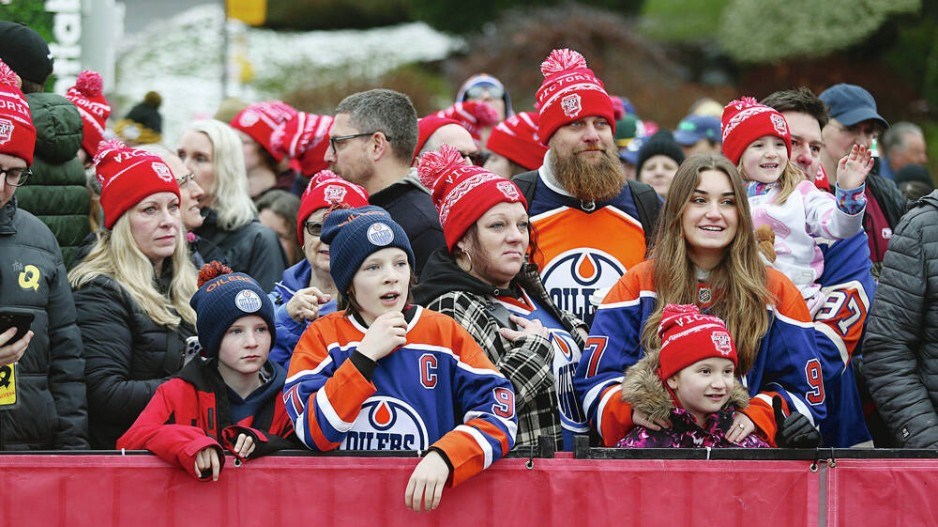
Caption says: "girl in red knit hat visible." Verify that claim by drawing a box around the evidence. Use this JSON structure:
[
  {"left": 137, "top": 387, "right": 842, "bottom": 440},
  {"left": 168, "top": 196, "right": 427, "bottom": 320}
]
[
  {"left": 617, "top": 304, "right": 768, "bottom": 448},
  {"left": 721, "top": 97, "right": 872, "bottom": 314}
]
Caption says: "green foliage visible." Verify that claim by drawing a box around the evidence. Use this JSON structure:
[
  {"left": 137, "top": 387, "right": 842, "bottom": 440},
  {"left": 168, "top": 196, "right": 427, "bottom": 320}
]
[
  {"left": 718, "top": 0, "right": 922, "bottom": 63},
  {"left": 640, "top": 0, "right": 730, "bottom": 41},
  {"left": 0, "top": 2, "right": 54, "bottom": 42},
  {"left": 264, "top": 0, "right": 410, "bottom": 30}
]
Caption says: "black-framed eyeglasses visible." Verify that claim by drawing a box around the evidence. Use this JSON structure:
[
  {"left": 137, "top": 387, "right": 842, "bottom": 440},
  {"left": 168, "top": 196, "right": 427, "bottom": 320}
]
[
  {"left": 330, "top": 132, "right": 392, "bottom": 156},
  {"left": 0, "top": 166, "right": 31, "bottom": 187},
  {"left": 304, "top": 221, "right": 323, "bottom": 237}
]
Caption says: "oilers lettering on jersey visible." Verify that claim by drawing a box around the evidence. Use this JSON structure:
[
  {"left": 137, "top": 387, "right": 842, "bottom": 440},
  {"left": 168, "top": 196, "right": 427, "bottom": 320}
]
[
  {"left": 285, "top": 307, "right": 517, "bottom": 487},
  {"left": 531, "top": 206, "right": 645, "bottom": 324},
  {"left": 343, "top": 397, "right": 430, "bottom": 451}
]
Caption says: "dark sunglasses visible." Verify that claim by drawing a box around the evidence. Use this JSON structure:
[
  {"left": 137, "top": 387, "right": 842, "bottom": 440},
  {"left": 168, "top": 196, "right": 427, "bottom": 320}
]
[
  {"left": 465, "top": 83, "right": 505, "bottom": 100},
  {"left": 462, "top": 151, "right": 489, "bottom": 167},
  {"left": 304, "top": 221, "right": 323, "bottom": 237}
]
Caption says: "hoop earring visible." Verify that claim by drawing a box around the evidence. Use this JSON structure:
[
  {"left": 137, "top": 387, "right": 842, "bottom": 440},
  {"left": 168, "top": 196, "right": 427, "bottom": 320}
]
[{"left": 457, "top": 249, "right": 473, "bottom": 273}]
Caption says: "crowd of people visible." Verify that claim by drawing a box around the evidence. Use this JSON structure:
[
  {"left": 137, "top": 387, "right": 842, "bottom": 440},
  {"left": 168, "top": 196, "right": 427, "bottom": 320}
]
[{"left": 1, "top": 20, "right": 937, "bottom": 511}]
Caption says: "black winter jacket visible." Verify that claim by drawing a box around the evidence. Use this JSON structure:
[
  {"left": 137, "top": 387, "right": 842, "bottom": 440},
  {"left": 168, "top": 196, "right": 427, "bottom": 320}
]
[
  {"left": 369, "top": 171, "right": 445, "bottom": 277},
  {"left": 194, "top": 209, "right": 286, "bottom": 291},
  {"left": 0, "top": 198, "right": 89, "bottom": 450},
  {"left": 865, "top": 190, "right": 938, "bottom": 447},
  {"left": 73, "top": 273, "right": 195, "bottom": 449}
]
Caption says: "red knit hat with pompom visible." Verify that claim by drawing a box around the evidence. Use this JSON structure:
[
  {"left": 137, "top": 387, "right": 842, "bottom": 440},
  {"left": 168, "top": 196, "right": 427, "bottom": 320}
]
[
  {"left": 0, "top": 59, "right": 35, "bottom": 164},
  {"left": 230, "top": 101, "right": 297, "bottom": 162},
  {"left": 296, "top": 169, "right": 369, "bottom": 244},
  {"left": 535, "top": 49, "right": 615, "bottom": 144},
  {"left": 417, "top": 144, "right": 526, "bottom": 252},
  {"left": 271, "top": 112, "right": 334, "bottom": 177},
  {"left": 657, "top": 304, "right": 738, "bottom": 381},
  {"left": 65, "top": 70, "right": 111, "bottom": 158},
  {"left": 720, "top": 96, "right": 791, "bottom": 165},
  {"left": 93, "top": 139, "right": 180, "bottom": 229},
  {"left": 485, "top": 111, "right": 547, "bottom": 170}
]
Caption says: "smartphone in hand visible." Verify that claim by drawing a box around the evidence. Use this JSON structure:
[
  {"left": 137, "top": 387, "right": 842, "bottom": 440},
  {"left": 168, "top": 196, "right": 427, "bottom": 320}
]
[{"left": 0, "top": 308, "right": 34, "bottom": 346}]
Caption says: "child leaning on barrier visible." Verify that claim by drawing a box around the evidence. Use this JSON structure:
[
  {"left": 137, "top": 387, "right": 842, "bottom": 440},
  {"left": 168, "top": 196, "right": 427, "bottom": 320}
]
[
  {"left": 618, "top": 304, "right": 770, "bottom": 449},
  {"left": 117, "top": 262, "right": 296, "bottom": 481}
]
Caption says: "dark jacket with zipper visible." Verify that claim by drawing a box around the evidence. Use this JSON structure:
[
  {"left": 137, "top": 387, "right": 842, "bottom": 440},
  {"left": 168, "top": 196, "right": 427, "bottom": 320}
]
[
  {"left": 194, "top": 208, "right": 286, "bottom": 291},
  {"left": 0, "top": 198, "right": 89, "bottom": 450},
  {"left": 73, "top": 270, "right": 195, "bottom": 449}
]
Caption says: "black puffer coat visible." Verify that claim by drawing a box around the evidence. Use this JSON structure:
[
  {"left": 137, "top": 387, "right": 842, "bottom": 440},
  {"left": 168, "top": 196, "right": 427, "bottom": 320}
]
[
  {"left": 73, "top": 273, "right": 195, "bottom": 449},
  {"left": 194, "top": 209, "right": 286, "bottom": 291},
  {"left": 0, "top": 198, "right": 89, "bottom": 450},
  {"left": 865, "top": 191, "right": 938, "bottom": 447}
]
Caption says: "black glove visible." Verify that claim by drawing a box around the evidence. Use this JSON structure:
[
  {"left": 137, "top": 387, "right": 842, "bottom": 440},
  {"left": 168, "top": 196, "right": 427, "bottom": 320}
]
[{"left": 772, "top": 395, "right": 821, "bottom": 448}]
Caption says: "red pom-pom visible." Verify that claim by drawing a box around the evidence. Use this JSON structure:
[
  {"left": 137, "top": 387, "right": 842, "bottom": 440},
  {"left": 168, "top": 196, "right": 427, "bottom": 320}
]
[
  {"left": 417, "top": 144, "right": 464, "bottom": 190},
  {"left": 92, "top": 138, "right": 128, "bottom": 166},
  {"left": 76, "top": 70, "right": 103, "bottom": 97},
  {"left": 0, "top": 60, "right": 18, "bottom": 88},
  {"left": 611, "top": 96, "right": 625, "bottom": 121},
  {"left": 197, "top": 261, "right": 233, "bottom": 287},
  {"left": 540, "top": 49, "right": 587, "bottom": 77},
  {"left": 727, "top": 96, "right": 760, "bottom": 110}
]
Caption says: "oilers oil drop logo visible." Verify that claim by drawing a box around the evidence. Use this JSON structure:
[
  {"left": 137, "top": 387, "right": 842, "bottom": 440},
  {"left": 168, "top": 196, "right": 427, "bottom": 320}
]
[
  {"left": 342, "top": 396, "right": 429, "bottom": 451},
  {"left": 541, "top": 249, "right": 625, "bottom": 322}
]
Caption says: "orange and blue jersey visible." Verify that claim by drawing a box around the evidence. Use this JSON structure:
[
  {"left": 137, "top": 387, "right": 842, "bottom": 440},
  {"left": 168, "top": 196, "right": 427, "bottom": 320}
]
[
  {"left": 284, "top": 306, "right": 517, "bottom": 487},
  {"left": 528, "top": 174, "right": 648, "bottom": 325},
  {"left": 574, "top": 260, "right": 827, "bottom": 447}
]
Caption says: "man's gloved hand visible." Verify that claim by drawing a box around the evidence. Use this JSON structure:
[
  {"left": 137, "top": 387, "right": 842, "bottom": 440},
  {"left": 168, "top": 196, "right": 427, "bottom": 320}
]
[{"left": 773, "top": 395, "right": 821, "bottom": 448}]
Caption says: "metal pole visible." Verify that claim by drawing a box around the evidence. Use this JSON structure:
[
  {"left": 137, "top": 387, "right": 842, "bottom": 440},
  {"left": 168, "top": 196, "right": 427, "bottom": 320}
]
[{"left": 221, "top": 0, "right": 228, "bottom": 100}]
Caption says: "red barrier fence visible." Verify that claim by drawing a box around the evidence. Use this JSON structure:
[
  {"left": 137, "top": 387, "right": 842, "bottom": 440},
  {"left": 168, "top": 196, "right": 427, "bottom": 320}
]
[{"left": 0, "top": 452, "right": 935, "bottom": 526}]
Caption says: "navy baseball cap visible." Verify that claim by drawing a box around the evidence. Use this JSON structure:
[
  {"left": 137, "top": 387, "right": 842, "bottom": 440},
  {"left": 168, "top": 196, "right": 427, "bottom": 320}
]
[
  {"left": 818, "top": 84, "right": 888, "bottom": 129},
  {"left": 673, "top": 115, "right": 721, "bottom": 146}
]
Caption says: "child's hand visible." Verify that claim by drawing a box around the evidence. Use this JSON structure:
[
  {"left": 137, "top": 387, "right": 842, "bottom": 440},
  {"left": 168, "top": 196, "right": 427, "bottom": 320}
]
[
  {"left": 404, "top": 451, "right": 450, "bottom": 512},
  {"left": 727, "top": 412, "right": 755, "bottom": 444},
  {"left": 836, "top": 145, "right": 873, "bottom": 190},
  {"left": 194, "top": 446, "right": 221, "bottom": 481},
  {"left": 232, "top": 433, "right": 256, "bottom": 460},
  {"left": 358, "top": 311, "right": 408, "bottom": 361}
]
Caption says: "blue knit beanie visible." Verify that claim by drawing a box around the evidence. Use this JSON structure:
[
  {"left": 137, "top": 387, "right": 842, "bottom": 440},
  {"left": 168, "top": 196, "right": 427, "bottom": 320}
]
[
  {"left": 321, "top": 205, "right": 415, "bottom": 294},
  {"left": 190, "top": 270, "right": 276, "bottom": 358}
]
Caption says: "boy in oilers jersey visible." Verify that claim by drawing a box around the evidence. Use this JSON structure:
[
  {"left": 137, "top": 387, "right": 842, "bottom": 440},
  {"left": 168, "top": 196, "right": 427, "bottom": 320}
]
[
  {"left": 512, "top": 48, "right": 661, "bottom": 326},
  {"left": 284, "top": 206, "right": 517, "bottom": 512}
]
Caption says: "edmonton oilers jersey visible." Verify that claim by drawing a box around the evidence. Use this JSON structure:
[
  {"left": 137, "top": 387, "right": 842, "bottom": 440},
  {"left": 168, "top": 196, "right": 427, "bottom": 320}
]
[
  {"left": 285, "top": 306, "right": 518, "bottom": 487},
  {"left": 527, "top": 175, "right": 647, "bottom": 326},
  {"left": 496, "top": 292, "right": 588, "bottom": 451}
]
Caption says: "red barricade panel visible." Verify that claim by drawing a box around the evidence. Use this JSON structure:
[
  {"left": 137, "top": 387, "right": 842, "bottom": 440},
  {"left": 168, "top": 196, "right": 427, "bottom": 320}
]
[
  {"left": 828, "top": 459, "right": 938, "bottom": 526},
  {"left": 0, "top": 454, "right": 818, "bottom": 527}
]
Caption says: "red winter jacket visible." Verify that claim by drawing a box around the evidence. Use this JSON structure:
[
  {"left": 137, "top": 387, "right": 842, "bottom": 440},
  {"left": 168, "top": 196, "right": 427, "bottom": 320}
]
[{"left": 117, "top": 357, "right": 296, "bottom": 480}]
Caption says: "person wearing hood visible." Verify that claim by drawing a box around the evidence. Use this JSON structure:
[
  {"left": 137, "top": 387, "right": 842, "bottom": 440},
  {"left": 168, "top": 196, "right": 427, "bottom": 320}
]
[
  {"left": 267, "top": 170, "right": 369, "bottom": 369},
  {"left": 118, "top": 262, "right": 296, "bottom": 481},
  {"left": 617, "top": 304, "right": 769, "bottom": 448},
  {"left": 414, "top": 145, "right": 588, "bottom": 451},
  {"left": 456, "top": 73, "right": 513, "bottom": 122}
]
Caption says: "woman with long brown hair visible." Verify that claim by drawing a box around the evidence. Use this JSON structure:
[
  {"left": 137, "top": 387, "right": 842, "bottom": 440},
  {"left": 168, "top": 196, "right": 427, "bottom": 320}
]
[{"left": 575, "top": 153, "right": 824, "bottom": 448}]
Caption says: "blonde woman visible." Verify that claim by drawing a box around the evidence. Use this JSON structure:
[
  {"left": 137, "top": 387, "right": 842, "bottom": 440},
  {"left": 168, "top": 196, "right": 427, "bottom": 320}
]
[
  {"left": 177, "top": 119, "right": 286, "bottom": 290},
  {"left": 70, "top": 141, "right": 197, "bottom": 449}
]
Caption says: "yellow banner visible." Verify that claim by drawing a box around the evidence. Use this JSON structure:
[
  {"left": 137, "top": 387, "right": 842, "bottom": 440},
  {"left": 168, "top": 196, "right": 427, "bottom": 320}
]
[
  {"left": 0, "top": 364, "right": 17, "bottom": 407},
  {"left": 227, "top": 0, "right": 266, "bottom": 26}
]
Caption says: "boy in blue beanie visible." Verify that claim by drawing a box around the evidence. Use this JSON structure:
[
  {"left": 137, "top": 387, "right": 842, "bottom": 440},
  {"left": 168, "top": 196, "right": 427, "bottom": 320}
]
[{"left": 118, "top": 262, "right": 296, "bottom": 481}]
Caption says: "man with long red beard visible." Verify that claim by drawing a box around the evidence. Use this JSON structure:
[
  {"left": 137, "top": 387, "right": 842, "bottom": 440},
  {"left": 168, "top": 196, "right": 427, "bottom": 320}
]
[{"left": 513, "top": 49, "right": 661, "bottom": 325}]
